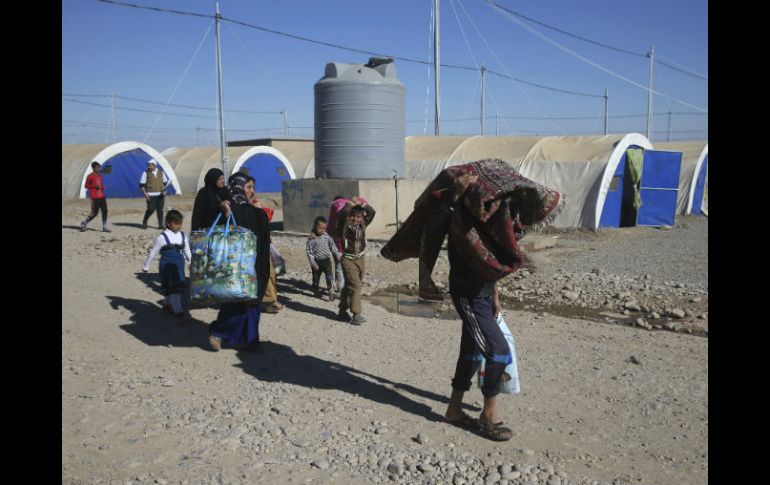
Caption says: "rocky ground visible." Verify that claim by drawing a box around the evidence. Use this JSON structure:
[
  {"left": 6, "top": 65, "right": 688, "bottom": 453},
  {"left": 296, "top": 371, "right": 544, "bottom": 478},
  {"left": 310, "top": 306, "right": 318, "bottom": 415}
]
[{"left": 62, "top": 197, "right": 708, "bottom": 485}]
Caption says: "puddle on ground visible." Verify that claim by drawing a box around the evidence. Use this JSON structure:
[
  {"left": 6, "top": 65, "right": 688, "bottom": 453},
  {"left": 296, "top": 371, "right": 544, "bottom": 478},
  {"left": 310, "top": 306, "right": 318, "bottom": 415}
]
[
  {"left": 365, "top": 285, "right": 707, "bottom": 337},
  {"left": 365, "top": 286, "right": 457, "bottom": 320}
]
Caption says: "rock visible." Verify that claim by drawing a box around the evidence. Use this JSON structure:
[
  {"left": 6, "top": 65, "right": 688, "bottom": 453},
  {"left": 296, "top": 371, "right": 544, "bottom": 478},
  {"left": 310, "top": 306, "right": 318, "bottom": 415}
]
[
  {"left": 547, "top": 477, "right": 561, "bottom": 485},
  {"left": 624, "top": 302, "right": 641, "bottom": 312},
  {"left": 418, "top": 463, "right": 435, "bottom": 474},
  {"left": 502, "top": 471, "right": 521, "bottom": 480},
  {"left": 563, "top": 291, "right": 579, "bottom": 301},
  {"left": 499, "top": 465, "right": 512, "bottom": 475},
  {"left": 311, "top": 459, "right": 330, "bottom": 470},
  {"left": 669, "top": 308, "right": 686, "bottom": 319},
  {"left": 375, "top": 427, "right": 388, "bottom": 435},
  {"left": 628, "top": 356, "right": 642, "bottom": 365},
  {"left": 415, "top": 433, "right": 429, "bottom": 445},
  {"left": 387, "top": 462, "right": 403, "bottom": 475},
  {"left": 378, "top": 457, "right": 391, "bottom": 467}
]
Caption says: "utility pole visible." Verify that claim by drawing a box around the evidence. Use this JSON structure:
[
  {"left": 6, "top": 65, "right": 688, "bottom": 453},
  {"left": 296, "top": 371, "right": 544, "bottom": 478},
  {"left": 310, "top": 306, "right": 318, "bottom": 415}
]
[
  {"left": 283, "top": 109, "right": 288, "bottom": 137},
  {"left": 433, "top": 0, "right": 441, "bottom": 135},
  {"left": 667, "top": 109, "right": 672, "bottom": 142},
  {"left": 603, "top": 89, "right": 609, "bottom": 135},
  {"left": 480, "top": 64, "right": 486, "bottom": 135},
  {"left": 647, "top": 45, "right": 654, "bottom": 141},
  {"left": 215, "top": 2, "right": 229, "bottom": 175},
  {"left": 111, "top": 92, "right": 118, "bottom": 142}
]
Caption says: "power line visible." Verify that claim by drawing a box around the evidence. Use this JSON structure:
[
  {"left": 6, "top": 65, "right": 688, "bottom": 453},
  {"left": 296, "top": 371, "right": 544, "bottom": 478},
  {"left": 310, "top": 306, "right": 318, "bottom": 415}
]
[
  {"left": 485, "top": 0, "right": 646, "bottom": 57},
  {"left": 97, "top": 0, "right": 601, "bottom": 98},
  {"left": 63, "top": 97, "right": 215, "bottom": 119},
  {"left": 62, "top": 93, "right": 283, "bottom": 114},
  {"left": 484, "top": 1, "right": 708, "bottom": 113},
  {"left": 655, "top": 57, "right": 708, "bottom": 81}
]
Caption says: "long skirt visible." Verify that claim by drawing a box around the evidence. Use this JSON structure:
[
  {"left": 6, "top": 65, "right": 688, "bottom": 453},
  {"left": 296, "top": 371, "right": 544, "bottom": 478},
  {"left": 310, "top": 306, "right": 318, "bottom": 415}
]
[{"left": 209, "top": 302, "right": 261, "bottom": 347}]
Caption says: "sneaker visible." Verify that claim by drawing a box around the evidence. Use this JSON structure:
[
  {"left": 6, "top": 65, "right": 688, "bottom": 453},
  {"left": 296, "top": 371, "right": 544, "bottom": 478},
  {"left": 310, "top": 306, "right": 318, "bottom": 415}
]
[
  {"left": 102, "top": 228, "right": 111, "bottom": 233},
  {"left": 328, "top": 290, "right": 338, "bottom": 301},
  {"left": 338, "top": 310, "right": 350, "bottom": 322},
  {"left": 208, "top": 334, "right": 222, "bottom": 352},
  {"left": 162, "top": 304, "right": 174, "bottom": 315},
  {"left": 79, "top": 221, "right": 87, "bottom": 232},
  {"left": 157, "top": 225, "right": 164, "bottom": 230},
  {"left": 351, "top": 314, "right": 367, "bottom": 325},
  {"left": 142, "top": 222, "right": 148, "bottom": 229}
]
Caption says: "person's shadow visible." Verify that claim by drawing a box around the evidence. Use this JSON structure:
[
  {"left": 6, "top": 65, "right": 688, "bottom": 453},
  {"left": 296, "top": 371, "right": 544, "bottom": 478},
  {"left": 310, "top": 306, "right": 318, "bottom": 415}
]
[
  {"left": 113, "top": 222, "right": 146, "bottom": 229},
  {"left": 233, "top": 342, "right": 481, "bottom": 423},
  {"left": 108, "top": 295, "right": 210, "bottom": 350}
]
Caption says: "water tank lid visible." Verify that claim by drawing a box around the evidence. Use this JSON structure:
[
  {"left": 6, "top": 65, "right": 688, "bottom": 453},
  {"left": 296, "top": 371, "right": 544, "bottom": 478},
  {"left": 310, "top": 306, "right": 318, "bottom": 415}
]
[{"left": 365, "top": 57, "right": 393, "bottom": 68}]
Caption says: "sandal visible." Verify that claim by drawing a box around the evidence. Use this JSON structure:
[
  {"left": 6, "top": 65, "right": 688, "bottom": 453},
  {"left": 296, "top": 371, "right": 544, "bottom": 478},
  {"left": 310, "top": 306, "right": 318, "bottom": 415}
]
[
  {"left": 475, "top": 419, "right": 513, "bottom": 441},
  {"left": 445, "top": 412, "right": 477, "bottom": 431}
]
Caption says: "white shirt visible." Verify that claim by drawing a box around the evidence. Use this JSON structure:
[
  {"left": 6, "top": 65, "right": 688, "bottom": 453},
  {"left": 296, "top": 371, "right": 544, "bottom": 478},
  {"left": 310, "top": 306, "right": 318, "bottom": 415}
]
[
  {"left": 143, "top": 229, "right": 192, "bottom": 272},
  {"left": 139, "top": 169, "right": 169, "bottom": 196}
]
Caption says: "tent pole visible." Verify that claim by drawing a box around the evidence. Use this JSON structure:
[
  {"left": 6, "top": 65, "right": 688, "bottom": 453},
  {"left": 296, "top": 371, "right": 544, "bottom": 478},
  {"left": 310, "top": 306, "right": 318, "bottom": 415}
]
[
  {"left": 434, "top": 0, "right": 441, "bottom": 135},
  {"left": 215, "top": 2, "right": 228, "bottom": 175},
  {"left": 646, "top": 45, "right": 654, "bottom": 141},
  {"left": 603, "top": 89, "right": 608, "bottom": 135},
  {"left": 480, "top": 64, "right": 485, "bottom": 136}
]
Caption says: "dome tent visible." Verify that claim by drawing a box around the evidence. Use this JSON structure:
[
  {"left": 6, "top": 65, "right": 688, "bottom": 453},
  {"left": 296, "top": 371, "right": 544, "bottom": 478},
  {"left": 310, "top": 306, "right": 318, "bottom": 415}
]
[
  {"left": 653, "top": 141, "right": 708, "bottom": 216},
  {"left": 403, "top": 134, "right": 670, "bottom": 230},
  {"left": 62, "top": 142, "right": 181, "bottom": 200},
  {"left": 162, "top": 146, "right": 298, "bottom": 194}
]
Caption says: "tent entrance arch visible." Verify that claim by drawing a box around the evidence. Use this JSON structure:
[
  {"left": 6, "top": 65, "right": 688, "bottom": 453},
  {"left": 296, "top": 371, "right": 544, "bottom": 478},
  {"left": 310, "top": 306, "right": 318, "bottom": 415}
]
[
  {"left": 691, "top": 156, "right": 708, "bottom": 216},
  {"left": 231, "top": 147, "right": 296, "bottom": 193},
  {"left": 98, "top": 148, "right": 177, "bottom": 198}
]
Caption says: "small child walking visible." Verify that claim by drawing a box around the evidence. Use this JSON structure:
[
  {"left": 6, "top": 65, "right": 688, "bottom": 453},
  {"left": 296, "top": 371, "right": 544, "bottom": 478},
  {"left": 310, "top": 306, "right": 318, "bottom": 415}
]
[
  {"left": 306, "top": 216, "right": 341, "bottom": 300},
  {"left": 142, "top": 210, "right": 192, "bottom": 321},
  {"left": 336, "top": 203, "right": 375, "bottom": 325}
]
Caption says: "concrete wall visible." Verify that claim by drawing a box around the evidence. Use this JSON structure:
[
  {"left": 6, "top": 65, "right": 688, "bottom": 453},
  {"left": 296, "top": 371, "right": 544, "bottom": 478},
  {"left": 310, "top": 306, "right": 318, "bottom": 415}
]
[{"left": 281, "top": 178, "right": 428, "bottom": 239}]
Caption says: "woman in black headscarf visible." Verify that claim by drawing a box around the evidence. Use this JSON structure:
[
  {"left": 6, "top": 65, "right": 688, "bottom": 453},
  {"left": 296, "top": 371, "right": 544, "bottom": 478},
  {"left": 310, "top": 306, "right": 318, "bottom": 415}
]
[
  {"left": 191, "top": 168, "right": 231, "bottom": 231},
  {"left": 207, "top": 171, "right": 271, "bottom": 352}
]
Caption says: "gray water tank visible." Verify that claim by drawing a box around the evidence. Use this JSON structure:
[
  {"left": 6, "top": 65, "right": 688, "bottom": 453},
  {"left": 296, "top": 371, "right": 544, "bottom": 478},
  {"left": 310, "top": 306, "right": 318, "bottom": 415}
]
[{"left": 314, "top": 57, "right": 405, "bottom": 179}]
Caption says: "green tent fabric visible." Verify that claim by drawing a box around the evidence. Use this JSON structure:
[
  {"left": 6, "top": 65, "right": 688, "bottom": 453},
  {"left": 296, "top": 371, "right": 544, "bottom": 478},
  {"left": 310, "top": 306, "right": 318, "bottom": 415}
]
[{"left": 626, "top": 148, "right": 643, "bottom": 210}]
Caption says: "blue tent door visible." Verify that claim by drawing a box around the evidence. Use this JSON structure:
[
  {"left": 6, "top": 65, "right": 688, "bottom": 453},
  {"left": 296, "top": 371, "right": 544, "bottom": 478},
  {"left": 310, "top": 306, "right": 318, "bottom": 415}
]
[
  {"left": 636, "top": 150, "right": 682, "bottom": 226},
  {"left": 240, "top": 153, "right": 291, "bottom": 192}
]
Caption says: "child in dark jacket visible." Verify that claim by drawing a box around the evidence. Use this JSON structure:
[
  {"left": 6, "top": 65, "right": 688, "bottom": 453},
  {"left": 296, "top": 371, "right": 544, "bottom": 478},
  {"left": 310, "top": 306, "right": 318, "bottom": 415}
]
[{"left": 336, "top": 203, "right": 375, "bottom": 325}]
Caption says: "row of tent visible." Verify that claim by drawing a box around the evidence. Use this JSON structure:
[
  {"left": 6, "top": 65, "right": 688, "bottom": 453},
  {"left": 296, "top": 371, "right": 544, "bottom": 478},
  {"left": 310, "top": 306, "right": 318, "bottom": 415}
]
[{"left": 61, "top": 133, "right": 707, "bottom": 230}]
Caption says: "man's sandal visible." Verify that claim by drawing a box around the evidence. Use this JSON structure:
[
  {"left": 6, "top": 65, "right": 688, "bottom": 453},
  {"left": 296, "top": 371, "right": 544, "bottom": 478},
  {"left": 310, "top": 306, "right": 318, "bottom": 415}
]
[
  {"left": 445, "top": 412, "right": 477, "bottom": 431},
  {"left": 475, "top": 419, "right": 513, "bottom": 441}
]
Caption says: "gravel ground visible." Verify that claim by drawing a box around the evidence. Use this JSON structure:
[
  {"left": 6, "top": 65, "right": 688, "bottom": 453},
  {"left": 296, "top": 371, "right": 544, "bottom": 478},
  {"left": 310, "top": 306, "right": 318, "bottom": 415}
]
[{"left": 62, "top": 198, "right": 708, "bottom": 485}]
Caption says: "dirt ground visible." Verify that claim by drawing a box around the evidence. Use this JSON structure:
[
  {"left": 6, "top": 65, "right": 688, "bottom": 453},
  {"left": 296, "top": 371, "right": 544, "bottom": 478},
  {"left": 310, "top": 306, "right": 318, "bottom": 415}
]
[{"left": 62, "top": 197, "right": 707, "bottom": 485}]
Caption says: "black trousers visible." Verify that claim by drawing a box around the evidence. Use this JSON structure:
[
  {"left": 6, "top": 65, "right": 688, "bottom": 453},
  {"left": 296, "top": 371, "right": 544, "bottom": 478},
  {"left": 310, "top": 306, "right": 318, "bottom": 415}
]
[
  {"left": 86, "top": 198, "right": 108, "bottom": 223},
  {"left": 143, "top": 195, "right": 165, "bottom": 226},
  {"left": 311, "top": 258, "right": 335, "bottom": 292},
  {"left": 450, "top": 295, "right": 511, "bottom": 398}
]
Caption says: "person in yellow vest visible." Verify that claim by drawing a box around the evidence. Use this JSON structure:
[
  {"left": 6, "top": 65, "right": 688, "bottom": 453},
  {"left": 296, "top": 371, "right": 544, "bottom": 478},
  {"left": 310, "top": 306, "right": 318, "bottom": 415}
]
[{"left": 140, "top": 159, "right": 169, "bottom": 230}]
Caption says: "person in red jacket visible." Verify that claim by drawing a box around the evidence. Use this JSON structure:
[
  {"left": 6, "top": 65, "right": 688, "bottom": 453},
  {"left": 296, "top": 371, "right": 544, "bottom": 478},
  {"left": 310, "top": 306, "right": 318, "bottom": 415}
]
[{"left": 80, "top": 161, "right": 110, "bottom": 232}]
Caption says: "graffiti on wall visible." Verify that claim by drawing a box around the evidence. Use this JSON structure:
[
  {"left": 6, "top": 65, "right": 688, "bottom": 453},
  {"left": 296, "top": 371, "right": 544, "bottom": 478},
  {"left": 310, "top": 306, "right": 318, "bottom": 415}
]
[
  {"left": 308, "top": 192, "right": 327, "bottom": 209},
  {"left": 282, "top": 180, "right": 304, "bottom": 204}
]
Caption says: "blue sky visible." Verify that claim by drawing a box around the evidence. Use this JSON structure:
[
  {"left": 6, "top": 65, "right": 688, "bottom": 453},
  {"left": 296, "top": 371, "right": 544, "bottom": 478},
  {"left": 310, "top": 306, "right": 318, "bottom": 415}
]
[{"left": 62, "top": 0, "right": 708, "bottom": 149}]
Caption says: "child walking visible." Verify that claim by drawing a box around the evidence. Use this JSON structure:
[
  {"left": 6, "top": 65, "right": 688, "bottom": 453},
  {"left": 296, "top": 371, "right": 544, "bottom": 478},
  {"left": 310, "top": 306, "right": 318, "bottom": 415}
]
[
  {"left": 336, "top": 203, "right": 375, "bottom": 325},
  {"left": 142, "top": 210, "right": 192, "bottom": 321},
  {"left": 306, "top": 216, "right": 341, "bottom": 300}
]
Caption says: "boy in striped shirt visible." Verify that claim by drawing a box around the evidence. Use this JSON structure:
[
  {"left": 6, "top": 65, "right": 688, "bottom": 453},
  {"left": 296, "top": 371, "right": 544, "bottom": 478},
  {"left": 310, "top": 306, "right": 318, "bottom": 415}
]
[{"left": 306, "top": 216, "right": 341, "bottom": 300}]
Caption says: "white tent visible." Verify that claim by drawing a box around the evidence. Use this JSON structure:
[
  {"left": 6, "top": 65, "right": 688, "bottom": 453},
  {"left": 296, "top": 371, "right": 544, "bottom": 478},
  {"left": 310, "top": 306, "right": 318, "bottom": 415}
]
[
  {"left": 403, "top": 134, "right": 653, "bottom": 229},
  {"left": 162, "top": 145, "right": 304, "bottom": 194},
  {"left": 62, "top": 142, "right": 181, "bottom": 200}
]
